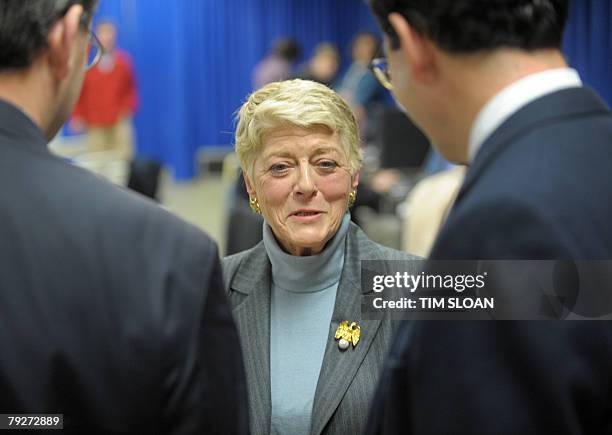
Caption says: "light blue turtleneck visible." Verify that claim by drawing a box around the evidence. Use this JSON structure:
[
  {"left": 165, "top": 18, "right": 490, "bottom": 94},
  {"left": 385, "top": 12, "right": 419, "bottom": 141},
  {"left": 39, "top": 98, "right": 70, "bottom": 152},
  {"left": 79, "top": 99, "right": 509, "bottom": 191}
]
[{"left": 264, "top": 213, "right": 350, "bottom": 435}]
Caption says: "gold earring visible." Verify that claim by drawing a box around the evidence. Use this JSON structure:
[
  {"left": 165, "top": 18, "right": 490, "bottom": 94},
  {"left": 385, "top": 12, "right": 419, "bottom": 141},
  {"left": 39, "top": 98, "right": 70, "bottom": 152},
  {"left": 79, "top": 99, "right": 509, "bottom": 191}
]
[
  {"left": 348, "top": 190, "right": 357, "bottom": 207},
  {"left": 249, "top": 196, "right": 261, "bottom": 214}
]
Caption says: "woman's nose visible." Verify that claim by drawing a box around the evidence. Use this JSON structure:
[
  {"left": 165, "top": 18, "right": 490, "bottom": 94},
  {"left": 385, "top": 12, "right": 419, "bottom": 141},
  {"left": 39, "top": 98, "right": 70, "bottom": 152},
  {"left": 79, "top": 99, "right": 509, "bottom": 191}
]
[{"left": 294, "top": 163, "right": 317, "bottom": 197}]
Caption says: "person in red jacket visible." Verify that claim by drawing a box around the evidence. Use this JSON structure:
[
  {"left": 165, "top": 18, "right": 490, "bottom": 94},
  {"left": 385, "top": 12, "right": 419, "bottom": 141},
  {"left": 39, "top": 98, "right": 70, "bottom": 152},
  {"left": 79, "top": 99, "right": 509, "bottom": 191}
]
[{"left": 72, "top": 20, "right": 138, "bottom": 160}]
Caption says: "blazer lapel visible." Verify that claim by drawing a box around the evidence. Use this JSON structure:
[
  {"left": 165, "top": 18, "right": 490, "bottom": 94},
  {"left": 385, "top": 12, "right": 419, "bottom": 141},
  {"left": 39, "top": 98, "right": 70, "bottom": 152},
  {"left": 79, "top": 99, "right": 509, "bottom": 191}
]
[
  {"left": 310, "top": 225, "right": 382, "bottom": 435},
  {"left": 229, "top": 244, "right": 272, "bottom": 435}
]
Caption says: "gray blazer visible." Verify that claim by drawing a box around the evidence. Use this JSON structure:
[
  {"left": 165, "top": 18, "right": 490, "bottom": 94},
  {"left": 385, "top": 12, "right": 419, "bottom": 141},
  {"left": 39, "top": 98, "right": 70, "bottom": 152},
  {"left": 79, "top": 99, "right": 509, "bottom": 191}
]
[{"left": 222, "top": 222, "right": 418, "bottom": 435}]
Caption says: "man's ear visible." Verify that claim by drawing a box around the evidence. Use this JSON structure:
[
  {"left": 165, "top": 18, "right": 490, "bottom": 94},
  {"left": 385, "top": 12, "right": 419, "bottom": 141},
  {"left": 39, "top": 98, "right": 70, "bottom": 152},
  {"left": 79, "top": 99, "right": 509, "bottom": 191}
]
[
  {"left": 46, "top": 5, "right": 84, "bottom": 80},
  {"left": 388, "top": 12, "right": 438, "bottom": 85},
  {"left": 242, "top": 171, "right": 256, "bottom": 197}
]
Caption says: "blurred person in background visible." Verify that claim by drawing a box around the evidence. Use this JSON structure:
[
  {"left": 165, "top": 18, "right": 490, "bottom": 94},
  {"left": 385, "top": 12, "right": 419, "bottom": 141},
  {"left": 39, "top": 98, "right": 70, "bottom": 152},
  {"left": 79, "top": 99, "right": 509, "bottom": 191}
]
[
  {"left": 223, "top": 79, "right": 419, "bottom": 435},
  {"left": 71, "top": 19, "right": 138, "bottom": 160},
  {"left": 295, "top": 42, "right": 340, "bottom": 88},
  {"left": 337, "top": 32, "right": 385, "bottom": 141},
  {"left": 366, "top": 0, "right": 612, "bottom": 433},
  {"left": 401, "top": 165, "right": 466, "bottom": 257},
  {"left": 252, "top": 37, "right": 301, "bottom": 89},
  {"left": 0, "top": 1, "right": 247, "bottom": 432}
]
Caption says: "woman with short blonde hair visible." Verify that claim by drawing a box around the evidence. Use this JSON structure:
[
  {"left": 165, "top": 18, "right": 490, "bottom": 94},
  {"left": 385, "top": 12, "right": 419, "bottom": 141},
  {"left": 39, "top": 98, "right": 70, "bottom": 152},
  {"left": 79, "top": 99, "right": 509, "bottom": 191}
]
[{"left": 223, "top": 79, "right": 418, "bottom": 435}]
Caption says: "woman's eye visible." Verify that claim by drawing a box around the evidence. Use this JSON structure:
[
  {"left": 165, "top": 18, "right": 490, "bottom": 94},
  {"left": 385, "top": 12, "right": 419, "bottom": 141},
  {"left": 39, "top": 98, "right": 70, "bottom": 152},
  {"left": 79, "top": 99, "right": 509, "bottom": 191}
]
[
  {"left": 317, "top": 160, "right": 338, "bottom": 170},
  {"left": 270, "top": 163, "right": 290, "bottom": 174}
]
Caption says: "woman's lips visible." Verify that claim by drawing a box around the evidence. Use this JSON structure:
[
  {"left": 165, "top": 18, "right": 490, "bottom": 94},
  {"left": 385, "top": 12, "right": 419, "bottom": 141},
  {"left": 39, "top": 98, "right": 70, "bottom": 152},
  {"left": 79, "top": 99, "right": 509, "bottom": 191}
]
[{"left": 289, "top": 210, "right": 323, "bottom": 222}]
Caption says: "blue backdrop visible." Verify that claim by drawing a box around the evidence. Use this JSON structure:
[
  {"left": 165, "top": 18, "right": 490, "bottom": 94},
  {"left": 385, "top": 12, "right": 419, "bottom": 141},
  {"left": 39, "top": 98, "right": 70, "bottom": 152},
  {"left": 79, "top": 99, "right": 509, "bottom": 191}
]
[
  {"left": 563, "top": 0, "right": 612, "bottom": 107},
  {"left": 86, "top": 0, "right": 612, "bottom": 180},
  {"left": 89, "top": 0, "right": 380, "bottom": 179}
]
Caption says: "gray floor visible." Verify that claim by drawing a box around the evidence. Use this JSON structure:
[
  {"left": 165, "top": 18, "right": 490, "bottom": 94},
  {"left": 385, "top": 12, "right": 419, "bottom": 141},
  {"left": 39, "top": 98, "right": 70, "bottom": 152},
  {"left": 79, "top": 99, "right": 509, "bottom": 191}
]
[{"left": 159, "top": 173, "right": 228, "bottom": 255}]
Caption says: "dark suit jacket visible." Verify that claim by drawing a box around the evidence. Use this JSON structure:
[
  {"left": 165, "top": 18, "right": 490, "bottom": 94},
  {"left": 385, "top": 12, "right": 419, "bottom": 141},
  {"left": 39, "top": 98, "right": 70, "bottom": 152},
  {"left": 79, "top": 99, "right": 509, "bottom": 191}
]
[
  {"left": 222, "top": 222, "right": 419, "bottom": 435},
  {"left": 0, "top": 100, "right": 247, "bottom": 434},
  {"left": 367, "top": 87, "right": 612, "bottom": 434}
]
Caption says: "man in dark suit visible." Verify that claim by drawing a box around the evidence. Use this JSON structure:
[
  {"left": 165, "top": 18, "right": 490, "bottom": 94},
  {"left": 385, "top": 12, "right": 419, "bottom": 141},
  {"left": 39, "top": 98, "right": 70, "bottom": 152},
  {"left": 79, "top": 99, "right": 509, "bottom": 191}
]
[
  {"left": 366, "top": 0, "right": 612, "bottom": 433},
  {"left": 0, "top": 1, "right": 247, "bottom": 433}
]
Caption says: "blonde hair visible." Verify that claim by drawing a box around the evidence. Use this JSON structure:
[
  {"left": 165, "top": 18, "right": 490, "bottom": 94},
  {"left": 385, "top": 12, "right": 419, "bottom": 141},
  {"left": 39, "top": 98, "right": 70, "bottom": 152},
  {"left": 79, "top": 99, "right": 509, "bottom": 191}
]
[{"left": 235, "top": 79, "right": 363, "bottom": 181}]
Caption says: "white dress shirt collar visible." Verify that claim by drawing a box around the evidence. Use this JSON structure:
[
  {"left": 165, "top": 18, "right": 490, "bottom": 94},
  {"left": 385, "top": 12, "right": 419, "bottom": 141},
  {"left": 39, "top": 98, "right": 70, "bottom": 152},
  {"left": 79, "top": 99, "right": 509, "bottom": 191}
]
[{"left": 467, "top": 68, "right": 582, "bottom": 162}]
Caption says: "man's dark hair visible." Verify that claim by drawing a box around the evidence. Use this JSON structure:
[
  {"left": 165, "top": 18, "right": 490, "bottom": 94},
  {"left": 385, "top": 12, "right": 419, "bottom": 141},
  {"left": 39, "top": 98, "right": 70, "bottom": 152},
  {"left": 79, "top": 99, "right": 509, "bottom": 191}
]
[
  {"left": 0, "top": 0, "right": 98, "bottom": 71},
  {"left": 369, "top": 0, "right": 569, "bottom": 53}
]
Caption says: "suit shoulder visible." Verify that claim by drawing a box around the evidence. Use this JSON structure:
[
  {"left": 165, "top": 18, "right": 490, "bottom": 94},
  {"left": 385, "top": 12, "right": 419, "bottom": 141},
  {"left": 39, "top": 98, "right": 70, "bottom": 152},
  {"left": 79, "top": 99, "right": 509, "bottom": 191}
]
[
  {"left": 435, "top": 195, "right": 573, "bottom": 259},
  {"left": 222, "top": 246, "right": 254, "bottom": 271},
  {"left": 221, "top": 243, "right": 263, "bottom": 288},
  {"left": 45, "top": 158, "right": 217, "bottom": 255}
]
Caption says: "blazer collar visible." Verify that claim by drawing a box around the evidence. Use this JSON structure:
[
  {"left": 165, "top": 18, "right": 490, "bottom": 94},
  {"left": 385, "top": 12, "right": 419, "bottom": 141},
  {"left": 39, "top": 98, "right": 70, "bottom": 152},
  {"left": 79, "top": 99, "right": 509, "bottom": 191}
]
[
  {"left": 309, "top": 223, "right": 384, "bottom": 435},
  {"left": 456, "top": 87, "right": 610, "bottom": 208},
  {"left": 229, "top": 241, "right": 270, "bottom": 295},
  {"left": 229, "top": 241, "right": 272, "bottom": 435},
  {"left": 229, "top": 223, "right": 388, "bottom": 435},
  {"left": 0, "top": 99, "right": 47, "bottom": 151}
]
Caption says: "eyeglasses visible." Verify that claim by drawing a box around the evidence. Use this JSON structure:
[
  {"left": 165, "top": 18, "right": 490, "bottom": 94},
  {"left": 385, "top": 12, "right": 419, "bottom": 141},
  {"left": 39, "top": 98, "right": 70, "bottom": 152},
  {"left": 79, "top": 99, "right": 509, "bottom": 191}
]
[
  {"left": 369, "top": 55, "right": 392, "bottom": 90},
  {"left": 86, "top": 29, "right": 104, "bottom": 71}
]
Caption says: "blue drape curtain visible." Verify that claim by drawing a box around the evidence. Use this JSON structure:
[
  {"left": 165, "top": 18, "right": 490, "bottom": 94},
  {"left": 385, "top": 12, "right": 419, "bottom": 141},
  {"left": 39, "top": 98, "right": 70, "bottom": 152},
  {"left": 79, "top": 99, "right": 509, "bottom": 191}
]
[
  {"left": 88, "top": 0, "right": 612, "bottom": 180},
  {"left": 563, "top": 0, "right": 612, "bottom": 108},
  {"left": 91, "top": 0, "right": 379, "bottom": 180}
]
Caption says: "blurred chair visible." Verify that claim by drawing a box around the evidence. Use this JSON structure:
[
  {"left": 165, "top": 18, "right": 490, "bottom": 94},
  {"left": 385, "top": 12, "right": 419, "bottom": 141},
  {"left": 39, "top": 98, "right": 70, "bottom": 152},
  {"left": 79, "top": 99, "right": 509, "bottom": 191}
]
[
  {"left": 222, "top": 152, "right": 265, "bottom": 256},
  {"left": 225, "top": 197, "right": 264, "bottom": 256},
  {"left": 375, "top": 106, "right": 431, "bottom": 171},
  {"left": 127, "top": 159, "right": 162, "bottom": 200}
]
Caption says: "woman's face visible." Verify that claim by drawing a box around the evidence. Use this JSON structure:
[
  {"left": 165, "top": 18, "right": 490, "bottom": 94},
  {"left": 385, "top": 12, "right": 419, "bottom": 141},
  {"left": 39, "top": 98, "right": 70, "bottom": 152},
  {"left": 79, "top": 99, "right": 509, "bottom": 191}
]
[{"left": 245, "top": 126, "right": 359, "bottom": 256}]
